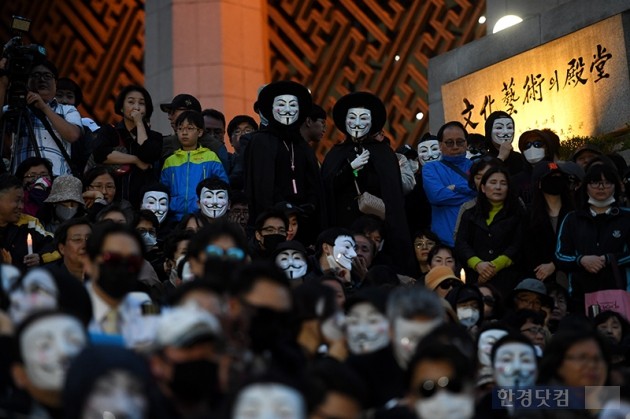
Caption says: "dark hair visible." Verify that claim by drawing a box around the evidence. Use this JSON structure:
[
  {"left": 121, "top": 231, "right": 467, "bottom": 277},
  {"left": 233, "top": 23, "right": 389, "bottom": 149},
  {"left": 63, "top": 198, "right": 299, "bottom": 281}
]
[
  {"left": 228, "top": 260, "right": 290, "bottom": 298},
  {"left": 362, "top": 265, "right": 399, "bottom": 288},
  {"left": 202, "top": 108, "right": 226, "bottom": 127},
  {"left": 56, "top": 77, "right": 83, "bottom": 106},
  {"left": 490, "top": 333, "right": 537, "bottom": 365},
  {"left": 254, "top": 209, "right": 289, "bottom": 232},
  {"left": 114, "top": 85, "right": 154, "bottom": 120},
  {"left": 176, "top": 213, "right": 209, "bottom": 232},
  {"left": 227, "top": 115, "right": 258, "bottom": 137},
  {"left": 292, "top": 282, "right": 337, "bottom": 322},
  {"left": 305, "top": 358, "right": 365, "bottom": 413},
  {"left": 54, "top": 217, "right": 92, "bottom": 250},
  {"left": 187, "top": 219, "right": 248, "bottom": 259},
  {"left": 31, "top": 57, "right": 59, "bottom": 79},
  {"left": 86, "top": 221, "right": 145, "bottom": 260},
  {"left": 413, "top": 229, "right": 440, "bottom": 243},
  {"left": 593, "top": 311, "right": 630, "bottom": 340},
  {"left": 308, "top": 104, "right": 326, "bottom": 121},
  {"left": 405, "top": 342, "right": 474, "bottom": 390},
  {"left": 196, "top": 177, "right": 230, "bottom": 198},
  {"left": 95, "top": 204, "right": 132, "bottom": 224},
  {"left": 350, "top": 215, "right": 385, "bottom": 240},
  {"left": 530, "top": 169, "right": 574, "bottom": 228},
  {"left": 229, "top": 190, "right": 249, "bottom": 206},
  {"left": 538, "top": 329, "right": 611, "bottom": 385},
  {"left": 14, "top": 157, "right": 53, "bottom": 181},
  {"left": 83, "top": 166, "right": 115, "bottom": 190},
  {"left": 135, "top": 209, "right": 159, "bottom": 229},
  {"left": 0, "top": 173, "right": 23, "bottom": 193},
  {"left": 477, "top": 282, "right": 506, "bottom": 320},
  {"left": 427, "top": 244, "right": 454, "bottom": 265},
  {"left": 475, "top": 166, "right": 519, "bottom": 219},
  {"left": 166, "top": 279, "right": 223, "bottom": 307},
  {"left": 580, "top": 162, "right": 622, "bottom": 207},
  {"left": 314, "top": 227, "right": 356, "bottom": 258},
  {"left": 503, "top": 309, "right": 545, "bottom": 332},
  {"left": 139, "top": 183, "right": 170, "bottom": 200},
  {"left": 540, "top": 128, "right": 560, "bottom": 158},
  {"left": 437, "top": 121, "right": 468, "bottom": 142},
  {"left": 468, "top": 156, "right": 503, "bottom": 190},
  {"left": 163, "top": 230, "right": 194, "bottom": 260},
  {"left": 175, "top": 110, "right": 204, "bottom": 130}
]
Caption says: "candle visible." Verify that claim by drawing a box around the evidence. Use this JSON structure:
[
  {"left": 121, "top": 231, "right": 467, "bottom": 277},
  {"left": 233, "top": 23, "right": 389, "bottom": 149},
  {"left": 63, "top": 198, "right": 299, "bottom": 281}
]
[
  {"left": 460, "top": 268, "right": 466, "bottom": 283},
  {"left": 27, "top": 233, "right": 33, "bottom": 255}
]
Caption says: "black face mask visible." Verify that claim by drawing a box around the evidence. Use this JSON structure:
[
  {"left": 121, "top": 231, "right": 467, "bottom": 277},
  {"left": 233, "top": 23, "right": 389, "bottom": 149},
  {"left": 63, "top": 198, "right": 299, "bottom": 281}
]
[
  {"left": 247, "top": 306, "right": 296, "bottom": 353},
  {"left": 204, "top": 257, "right": 239, "bottom": 285},
  {"left": 97, "top": 262, "right": 140, "bottom": 299},
  {"left": 541, "top": 176, "right": 567, "bottom": 196},
  {"left": 170, "top": 359, "right": 221, "bottom": 404},
  {"left": 261, "top": 234, "right": 286, "bottom": 253}
]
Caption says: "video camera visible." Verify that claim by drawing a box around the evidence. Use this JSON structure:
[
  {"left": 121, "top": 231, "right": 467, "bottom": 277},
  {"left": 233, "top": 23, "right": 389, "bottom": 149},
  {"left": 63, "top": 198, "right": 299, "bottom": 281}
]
[{"left": 2, "top": 16, "right": 46, "bottom": 111}]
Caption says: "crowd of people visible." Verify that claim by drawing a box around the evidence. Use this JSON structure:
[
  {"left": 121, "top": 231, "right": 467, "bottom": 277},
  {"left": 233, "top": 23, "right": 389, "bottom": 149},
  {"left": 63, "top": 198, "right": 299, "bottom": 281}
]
[{"left": 0, "top": 52, "right": 629, "bottom": 418}]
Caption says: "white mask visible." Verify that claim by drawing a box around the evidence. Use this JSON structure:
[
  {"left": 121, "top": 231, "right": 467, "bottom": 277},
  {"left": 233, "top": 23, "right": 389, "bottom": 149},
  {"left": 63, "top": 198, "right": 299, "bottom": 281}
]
[
  {"left": 272, "top": 94, "right": 299, "bottom": 125},
  {"left": 10, "top": 268, "right": 59, "bottom": 325},
  {"left": 82, "top": 370, "right": 148, "bottom": 419},
  {"left": 275, "top": 250, "right": 308, "bottom": 280},
  {"left": 20, "top": 315, "right": 87, "bottom": 390},
  {"left": 415, "top": 391, "right": 475, "bottom": 419},
  {"left": 393, "top": 317, "right": 442, "bottom": 369},
  {"left": 493, "top": 342, "right": 538, "bottom": 388},
  {"left": 345, "top": 302, "right": 390, "bottom": 355},
  {"left": 523, "top": 147, "right": 546, "bottom": 164},
  {"left": 331, "top": 235, "right": 357, "bottom": 270},
  {"left": 588, "top": 195, "right": 616, "bottom": 208},
  {"left": 478, "top": 329, "right": 508, "bottom": 367},
  {"left": 199, "top": 188, "right": 229, "bottom": 219},
  {"left": 345, "top": 107, "right": 372, "bottom": 139},
  {"left": 233, "top": 383, "right": 306, "bottom": 419},
  {"left": 141, "top": 191, "right": 169, "bottom": 224},
  {"left": 457, "top": 307, "right": 480, "bottom": 329},
  {"left": 321, "top": 310, "right": 346, "bottom": 341},
  {"left": 417, "top": 140, "right": 441, "bottom": 166},
  {"left": 491, "top": 117, "right": 514, "bottom": 145}
]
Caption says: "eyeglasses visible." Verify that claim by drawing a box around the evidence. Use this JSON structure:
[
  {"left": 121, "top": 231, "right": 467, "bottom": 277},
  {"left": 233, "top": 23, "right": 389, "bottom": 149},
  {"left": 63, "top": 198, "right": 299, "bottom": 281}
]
[
  {"left": 523, "top": 141, "right": 545, "bottom": 150},
  {"left": 137, "top": 228, "right": 157, "bottom": 236},
  {"left": 482, "top": 295, "right": 496, "bottom": 307},
  {"left": 29, "top": 72, "right": 55, "bottom": 81},
  {"left": 101, "top": 252, "right": 143, "bottom": 272},
  {"left": 565, "top": 353, "right": 605, "bottom": 366},
  {"left": 261, "top": 226, "right": 287, "bottom": 235},
  {"left": 231, "top": 128, "right": 254, "bottom": 137},
  {"left": 89, "top": 183, "right": 116, "bottom": 192},
  {"left": 441, "top": 139, "right": 466, "bottom": 148},
  {"left": 177, "top": 126, "right": 201, "bottom": 133},
  {"left": 438, "top": 279, "right": 459, "bottom": 290},
  {"left": 588, "top": 180, "right": 614, "bottom": 189},
  {"left": 520, "top": 326, "right": 545, "bottom": 336},
  {"left": 68, "top": 234, "right": 90, "bottom": 244},
  {"left": 417, "top": 376, "right": 464, "bottom": 398},
  {"left": 414, "top": 239, "right": 436, "bottom": 249},
  {"left": 205, "top": 245, "right": 245, "bottom": 261}
]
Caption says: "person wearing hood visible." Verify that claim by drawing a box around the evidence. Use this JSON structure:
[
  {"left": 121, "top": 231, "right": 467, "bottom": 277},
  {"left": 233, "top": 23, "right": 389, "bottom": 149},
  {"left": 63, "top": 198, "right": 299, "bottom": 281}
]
[
  {"left": 244, "top": 81, "right": 324, "bottom": 235},
  {"left": 321, "top": 92, "right": 413, "bottom": 274},
  {"left": 445, "top": 284, "right": 485, "bottom": 333},
  {"left": 422, "top": 121, "right": 477, "bottom": 247},
  {"left": 483, "top": 111, "right": 525, "bottom": 176},
  {"left": 513, "top": 129, "right": 559, "bottom": 207},
  {"left": 40, "top": 174, "right": 86, "bottom": 233}
]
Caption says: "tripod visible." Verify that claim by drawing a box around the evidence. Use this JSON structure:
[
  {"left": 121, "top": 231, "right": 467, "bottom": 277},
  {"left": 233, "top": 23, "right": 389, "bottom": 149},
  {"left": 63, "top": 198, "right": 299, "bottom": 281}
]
[{"left": 0, "top": 104, "right": 41, "bottom": 173}]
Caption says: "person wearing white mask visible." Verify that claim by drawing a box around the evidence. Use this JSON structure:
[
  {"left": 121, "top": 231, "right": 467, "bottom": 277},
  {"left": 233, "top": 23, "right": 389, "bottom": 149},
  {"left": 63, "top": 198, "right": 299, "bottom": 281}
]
[
  {"left": 139, "top": 183, "right": 170, "bottom": 226},
  {"left": 273, "top": 241, "right": 309, "bottom": 284},
  {"left": 483, "top": 111, "right": 525, "bottom": 177},
  {"left": 196, "top": 177, "right": 231, "bottom": 223}
]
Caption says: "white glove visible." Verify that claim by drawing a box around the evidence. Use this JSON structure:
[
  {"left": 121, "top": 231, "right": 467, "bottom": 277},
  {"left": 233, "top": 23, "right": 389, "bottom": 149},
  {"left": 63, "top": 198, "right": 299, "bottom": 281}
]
[{"left": 350, "top": 149, "right": 370, "bottom": 170}]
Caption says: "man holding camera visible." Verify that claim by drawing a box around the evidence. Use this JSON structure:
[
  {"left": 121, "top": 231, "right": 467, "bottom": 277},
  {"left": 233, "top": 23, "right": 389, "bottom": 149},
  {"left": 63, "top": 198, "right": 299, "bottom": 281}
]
[{"left": 0, "top": 55, "right": 82, "bottom": 176}]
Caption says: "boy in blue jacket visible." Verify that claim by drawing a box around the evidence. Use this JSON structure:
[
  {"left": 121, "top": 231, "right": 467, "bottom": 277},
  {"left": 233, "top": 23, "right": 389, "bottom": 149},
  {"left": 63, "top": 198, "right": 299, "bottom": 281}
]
[{"left": 161, "top": 111, "right": 228, "bottom": 221}]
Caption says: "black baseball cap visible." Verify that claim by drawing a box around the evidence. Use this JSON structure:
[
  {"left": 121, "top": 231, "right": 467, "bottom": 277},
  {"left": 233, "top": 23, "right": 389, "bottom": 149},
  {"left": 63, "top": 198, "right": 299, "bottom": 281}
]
[{"left": 160, "top": 94, "right": 201, "bottom": 113}]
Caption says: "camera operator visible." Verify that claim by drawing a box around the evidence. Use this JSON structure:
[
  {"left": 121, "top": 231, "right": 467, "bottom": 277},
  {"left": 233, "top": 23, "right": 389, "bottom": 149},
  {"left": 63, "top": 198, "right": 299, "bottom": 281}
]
[{"left": 0, "top": 55, "right": 82, "bottom": 176}]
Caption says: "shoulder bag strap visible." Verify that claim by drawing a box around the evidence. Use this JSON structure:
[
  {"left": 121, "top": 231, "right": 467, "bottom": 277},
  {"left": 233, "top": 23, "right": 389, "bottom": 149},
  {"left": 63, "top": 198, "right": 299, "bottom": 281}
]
[
  {"left": 440, "top": 160, "right": 469, "bottom": 180},
  {"left": 30, "top": 106, "right": 80, "bottom": 177}
]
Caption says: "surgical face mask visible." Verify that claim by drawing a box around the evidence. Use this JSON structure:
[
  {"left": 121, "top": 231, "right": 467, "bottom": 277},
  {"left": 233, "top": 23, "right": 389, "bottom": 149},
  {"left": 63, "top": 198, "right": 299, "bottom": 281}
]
[
  {"left": 478, "top": 329, "right": 508, "bottom": 367},
  {"left": 9, "top": 268, "right": 59, "bottom": 325},
  {"left": 491, "top": 118, "right": 514, "bottom": 145},
  {"left": 330, "top": 235, "right": 357, "bottom": 270},
  {"left": 272, "top": 94, "right": 299, "bottom": 125},
  {"left": 199, "top": 188, "right": 229, "bottom": 219},
  {"left": 393, "top": 317, "right": 442, "bottom": 369},
  {"left": 82, "top": 370, "right": 147, "bottom": 419},
  {"left": 493, "top": 342, "right": 538, "bottom": 387},
  {"left": 234, "top": 383, "right": 305, "bottom": 419},
  {"left": 20, "top": 315, "right": 87, "bottom": 391},
  {"left": 588, "top": 195, "right": 616, "bottom": 208},
  {"left": 417, "top": 140, "right": 441, "bottom": 166},
  {"left": 275, "top": 250, "right": 307, "bottom": 280},
  {"left": 345, "top": 107, "right": 372, "bottom": 139},
  {"left": 415, "top": 391, "right": 475, "bottom": 419},
  {"left": 141, "top": 191, "right": 169, "bottom": 224},
  {"left": 345, "top": 302, "right": 390, "bottom": 355},
  {"left": 55, "top": 205, "right": 78, "bottom": 221},
  {"left": 141, "top": 231, "right": 157, "bottom": 249},
  {"left": 457, "top": 306, "right": 480, "bottom": 329},
  {"left": 523, "top": 147, "right": 546, "bottom": 164}
]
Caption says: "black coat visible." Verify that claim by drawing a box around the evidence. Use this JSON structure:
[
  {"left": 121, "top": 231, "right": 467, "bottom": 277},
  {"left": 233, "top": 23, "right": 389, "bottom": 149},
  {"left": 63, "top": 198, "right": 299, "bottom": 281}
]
[
  {"left": 321, "top": 138, "right": 414, "bottom": 274},
  {"left": 455, "top": 203, "right": 525, "bottom": 296}
]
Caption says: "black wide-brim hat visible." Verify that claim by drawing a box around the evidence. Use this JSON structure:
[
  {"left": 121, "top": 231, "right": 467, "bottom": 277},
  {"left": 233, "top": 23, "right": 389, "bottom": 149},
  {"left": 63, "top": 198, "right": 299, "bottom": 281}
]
[
  {"left": 333, "top": 92, "right": 387, "bottom": 135},
  {"left": 257, "top": 81, "right": 312, "bottom": 128}
]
